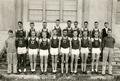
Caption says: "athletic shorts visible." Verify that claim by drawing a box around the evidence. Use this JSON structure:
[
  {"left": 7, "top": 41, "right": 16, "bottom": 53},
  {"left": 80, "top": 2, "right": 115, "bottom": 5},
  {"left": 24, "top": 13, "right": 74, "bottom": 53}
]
[
  {"left": 61, "top": 48, "right": 69, "bottom": 54},
  {"left": 17, "top": 47, "right": 27, "bottom": 54},
  {"left": 81, "top": 47, "right": 89, "bottom": 54},
  {"left": 92, "top": 48, "right": 101, "bottom": 54},
  {"left": 39, "top": 49, "right": 49, "bottom": 56},
  {"left": 71, "top": 49, "right": 80, "bottom": 56},
  {"left": 50, "top": 48, "right": 58, "bottom": 55},
  {"left": 28, "top": 49, "right": 38, "bottom": 55}
]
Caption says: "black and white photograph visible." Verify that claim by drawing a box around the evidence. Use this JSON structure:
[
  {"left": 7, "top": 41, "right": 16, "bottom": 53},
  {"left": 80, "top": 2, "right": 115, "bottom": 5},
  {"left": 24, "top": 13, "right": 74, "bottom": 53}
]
[{"left": 0, "top": 0, "right": 120, "bottom": 81}]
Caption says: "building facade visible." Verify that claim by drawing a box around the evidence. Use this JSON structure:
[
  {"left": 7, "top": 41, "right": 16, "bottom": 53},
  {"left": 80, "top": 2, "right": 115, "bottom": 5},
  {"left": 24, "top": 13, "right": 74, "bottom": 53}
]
[{"left": 0, "top": 0, "right": 120, "bottom": 45}]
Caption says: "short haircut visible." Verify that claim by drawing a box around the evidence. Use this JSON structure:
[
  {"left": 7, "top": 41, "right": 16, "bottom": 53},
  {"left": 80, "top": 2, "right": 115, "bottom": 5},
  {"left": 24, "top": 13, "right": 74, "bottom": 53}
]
[
  {"left": 30, "top": 22, "right": 34, "bottom": 25},
  {"left": 8, "top": 29, "right": 13, "bottom": 33},
  {"left": 18, "top": 21, "right": 23, "bottom": 24},
  {"left": 67, "top": 20, "right": 72, "bottom": 23},
  {"left": 56, "top": 19, "right": 60, "bottom": 21},
  {"left": 63, "top": 29, "right": 67, "bottom": 32},
  {"left": 43, "top": 21, "right": 47, "bottom": 23},
  {"left": 84, "top": 21, "right": 88, "bottom": 24},
  {"left": 74, "top": 21, "right": 78, "bottom": 23},
  {"left": 94, "top": 21, "right": 98, "bottom": 23},
  {"left": 104, "top": 22, "right": 109, "bottom": 24}
]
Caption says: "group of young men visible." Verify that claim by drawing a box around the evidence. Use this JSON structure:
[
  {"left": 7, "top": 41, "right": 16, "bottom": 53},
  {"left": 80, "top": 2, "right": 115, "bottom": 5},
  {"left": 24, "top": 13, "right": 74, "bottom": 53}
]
[{"left": 1, "top": 19, "right": 115, "bottom": 76}]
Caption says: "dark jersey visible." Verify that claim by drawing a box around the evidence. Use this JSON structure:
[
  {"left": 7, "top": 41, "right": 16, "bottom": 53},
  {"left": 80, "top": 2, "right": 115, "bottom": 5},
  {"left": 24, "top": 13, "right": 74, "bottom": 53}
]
[
  {"left": 28, "top": 28, "right": 37, "bottom": 37},
  {"left": 71, "top": 38, "right": 80, "bottom": 49},
  {"left": 73, "top": 27, "right": 80, "bottom": 37},
  {"left": 61, "top": 37, "right": 70, "bottom": 48},
  {"left": 28, "top": 37, "right": 38, "bottom": 49},
  {"left": 91, "top": 28, "right": 100, "bottom": 38},
  {"left": 81, "top": 37, "right": 89, "bottom": 48},
  {"left": 39, "top": 28, "right": 50, "bottom": 38},
  {"left": 92, "top": 38, "right": 101, "bottom": 48},
  {"left": 81, "top": 28, "right": 90, "bottom": 37},
  {"left": 51, "top": 37, "right": 59, "bottom": 48},
  {"left": 16, "top": 38, "right": 27, "bottom": 47},
  {"left": 66, "top": 27, "right": 73, "bottom": 38},
  {"left": 54, "top": 26, "right": 61, "bottom": 37},
  {"left": 16, "top": 29, "right": 26, "bottom": 38},
  {"left": 40, "top": 39, "right": 49, "bottom": 50}
]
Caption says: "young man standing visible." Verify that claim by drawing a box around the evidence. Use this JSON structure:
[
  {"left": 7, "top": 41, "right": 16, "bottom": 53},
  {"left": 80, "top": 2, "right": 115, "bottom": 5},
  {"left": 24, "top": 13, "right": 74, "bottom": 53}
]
[
  {"left": 27, "top": 22, "right": 37, "bottom": 37},
  {"left": 59, "top": 29, "right": 70, "bottom": 74},
  {"left": 66, "top": 20, "right": 73, "bottom": 38},
  {"left": 73, "top": 21, "right": 80, "bottom": 37},
  {"left": 2, "top": 30, "right": 17, "bottom": 74},
  {"left": 102, "top": 29, "right": 115, "bottom": 75},
  {"left": 39, "top": 22, "right": 51, "bottom": 39},
  {"left": 53, "top": 19, "right": 62, "bottom": 37},
  {"left": 16, "top": 21, "right": 27, "bottom": 74},
  {"left": 91, "top": 21, "right": 101, "bottom": 38}
]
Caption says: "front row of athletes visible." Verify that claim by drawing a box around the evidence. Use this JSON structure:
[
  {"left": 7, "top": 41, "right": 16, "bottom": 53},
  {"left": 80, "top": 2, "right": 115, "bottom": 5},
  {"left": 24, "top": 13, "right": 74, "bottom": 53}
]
[
  {"left": 27, "top": 29, "right": 101, "bottom": 74},
  {"left": 2, "top": 28, "right": 115, "bottom": 75}
]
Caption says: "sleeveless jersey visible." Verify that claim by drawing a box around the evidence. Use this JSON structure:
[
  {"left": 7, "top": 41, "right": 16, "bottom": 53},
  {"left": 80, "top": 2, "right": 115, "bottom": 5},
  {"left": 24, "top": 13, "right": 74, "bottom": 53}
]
[
  {"left": 40, "top": 28, "right": 50, "bottom": 38},
  {"left": 16, "top": 29, "right": 26, "bottom": 38},
  {"left": 66, "top": 27, "right": 73, "bottom": 38},
  {"left": 40, "top": 39, "right": 49, "bottom": 50},
  {"left": 61, "top": 37, "right": 70, "bottom": 48},
  {"left": 51, "top": 37, "right": 59, "bottom": 48},
  {"left": 81, "top": 28, "right": 89, "bottom": 37},
  {"left": 92, "top": 28, "right": 100, "bottom": 38},
  {"left": 81, "top": 37, "right": 89, "bottom": 48},
  {"left": 54, "top": 26, "right": 61, "bottom": 37},
  {"left": 16, "top": 38, "right": 27, "bottom": 47},
  {"left": 28, "top": 28, "right": 37, "bottom": 37},
  {"left": 28, "top": 37, "right": 38, "bottom": 49},
  {"left": 71, "top": 38, "right": 79, "bottom": 49},
  {"left": 92, "top": 38, "right": 101, "bottom": 48}
]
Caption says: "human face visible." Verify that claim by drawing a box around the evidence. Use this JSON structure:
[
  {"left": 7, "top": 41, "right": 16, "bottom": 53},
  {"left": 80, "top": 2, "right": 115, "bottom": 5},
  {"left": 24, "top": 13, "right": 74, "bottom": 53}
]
[
  {"left": 8, "top": 32, "right": 13, "bottom": 38},
  {"left": 30, "top": 23, "right": 34, "bottom": 28},
  {"left": 83, "top": 31, "right": 87, "bottom": 37},
  {"left": 94, "top": 32, "right": 99, "bottom": 38},
  {"left": 74, "top": 22, "right": 78, "bottom": 27},
  {"left": 107, "top": 31, "right": 112, "bottom": 37},
  {"left": 42, "top": 32, "right": 47, "bottom": 38},
  {"left": 67, "top": 22, "right": 71, "bottom": 27},
  {"left": 31, "top": 31, "right": 36, "bottom": 37},
  {"left": 94, "top": 22, "right": 99, "bottom": 28},
  {"left": 104, "top": 23, "right": 109, "bottom": 28},
  {"left": 18, "top": 23, "right": 23, "bottom": 29},
  {"left": 73, "top": 31, "right": 78, "bottom": 37},
  {"left": 84, "top": 23, "right": 88, "bottom": 28},
  {"left": 42, "top": 22, "right": 47, "bottom": 28},
  {"left": 53, "top": 30, "right": 57, "bottom": 35},
  {"left": 63, "top": 31, "right": 67, "bottom": 36},
  {"left": 56, "top": 21, "right": 60, "bottom": 26}
]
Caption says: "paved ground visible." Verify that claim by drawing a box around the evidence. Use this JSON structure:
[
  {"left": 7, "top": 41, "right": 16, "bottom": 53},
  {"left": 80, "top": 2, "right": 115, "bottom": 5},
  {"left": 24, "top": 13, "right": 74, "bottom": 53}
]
[{"left": 0, "top": 69, "right": 120, "bottom": 81}]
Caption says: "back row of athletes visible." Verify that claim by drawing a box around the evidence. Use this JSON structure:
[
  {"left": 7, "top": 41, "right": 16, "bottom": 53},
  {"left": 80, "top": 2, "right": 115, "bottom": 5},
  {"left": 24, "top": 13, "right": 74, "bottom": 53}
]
[{"left": 4, "top": 19, "right": 115, "bottom": 76}]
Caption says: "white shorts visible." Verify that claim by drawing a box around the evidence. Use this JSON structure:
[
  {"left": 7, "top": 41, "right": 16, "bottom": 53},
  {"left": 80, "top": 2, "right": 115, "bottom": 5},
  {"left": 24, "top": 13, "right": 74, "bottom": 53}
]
[
  {"left": 81, "top": 47, "right": 89, "bottom": 54},
  {"left": 61, "top": 48, "right": 69, "bottom": 54},
  {"left": 28, "top": 49, "right": 38, "bottom": 55},
  {"left": 50, "top": 48, "right": 58, "bottom": 55},
  {"left": 39, "top": 49, "right": 49, "bottom": 56},
  {"left": 71, "top": 49, "right": 80, "bottom": 56},
  {"left": 17, "top": 47, "right": 27, "bottom": 54},
  {"left": 92, "top": 48, "right": 101, "bottom": 54}
]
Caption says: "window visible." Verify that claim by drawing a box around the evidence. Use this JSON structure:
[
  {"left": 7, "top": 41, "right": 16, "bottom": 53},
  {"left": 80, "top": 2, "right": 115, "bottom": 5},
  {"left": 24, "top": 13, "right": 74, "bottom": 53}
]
[
  {"left": 116, "top": 0, "right": 120, "bottom": 24},
  {"left": 46, "top": 0, "right": 60, "bottom": 22},
  {"left": 28, "top": 0, "right": 43, "bottom": 22},
  {"left": 28, "top": 0, "right": 78, "bottom": 22},
  {"left": 63, "top": 0, "right": 78, "bottom": 22}
]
